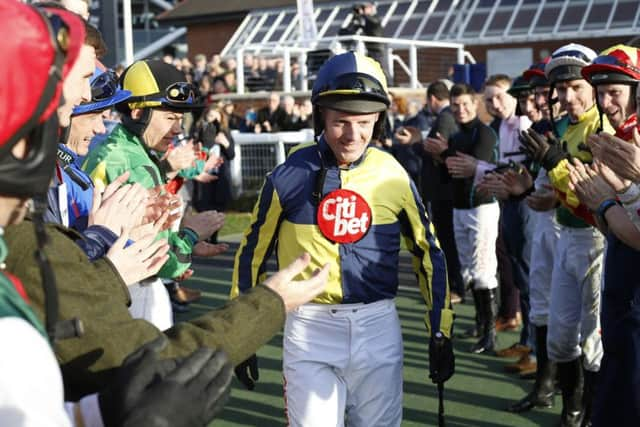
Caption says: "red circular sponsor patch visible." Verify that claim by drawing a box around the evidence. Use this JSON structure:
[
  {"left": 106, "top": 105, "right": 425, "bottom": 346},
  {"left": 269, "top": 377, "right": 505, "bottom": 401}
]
[{"left": 317, "top": 189, "right": 372, "bottom": 243}]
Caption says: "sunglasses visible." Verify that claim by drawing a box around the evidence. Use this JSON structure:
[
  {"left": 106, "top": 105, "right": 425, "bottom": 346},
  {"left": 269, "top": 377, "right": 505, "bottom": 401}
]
[
  {"left": 592, "top": 55, "right": 640, "bottom": 76},
  {"left": 91, "top": 71, "right": 119, "bottom": 101},
  {"left": 318, "top": 72, "right": 387, "bottom": 99}
]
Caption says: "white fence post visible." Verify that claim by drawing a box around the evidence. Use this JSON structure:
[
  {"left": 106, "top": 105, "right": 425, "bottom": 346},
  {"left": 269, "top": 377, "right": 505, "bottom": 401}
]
[
  {"left": 283, "top": 48, "right": 292, "bottom": 93},
  {"left": 275, "top": 140, "right": 286, "bottom": 165},
  {"left": 236, "top": 49, "right": 245, "bottom": 95},
  {"left": 299, "top": 52, "right": 308, "bottom": 91},
  {"left": 409, "top": 45, "right": 418, "bottom": 89}
]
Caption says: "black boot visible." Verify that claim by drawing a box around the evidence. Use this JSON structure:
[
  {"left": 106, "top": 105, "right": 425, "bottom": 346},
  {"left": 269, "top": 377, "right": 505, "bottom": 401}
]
[
  {"left": 471, "top": 288, "right": 497, "bottom": 354},
  {"left": 581, "top": 370, "right": 597, "bottom": 427},
  {"left": 508, "top": 325, "right": 556, "bottom": 412},
  {"left": 557, "top": 359, "right": 584, "bottom": 427},
  {"left": 458, "top": 282, "right": 480, "bottom": 339}
]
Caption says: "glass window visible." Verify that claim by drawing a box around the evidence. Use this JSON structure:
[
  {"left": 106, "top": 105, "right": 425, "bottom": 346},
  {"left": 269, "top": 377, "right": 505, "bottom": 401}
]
[
  {"left": 559, "top": 4, "right": 587, "bottom": 32},
  {"left": 268, "top": 27, "right": 286, "bottom": 43},
  {"left": 536, "top": 5, "right": 561, "bottom": 31},
  {"left": 413, "top": 1, "right": 432, "bottom": 15},
  {"left": 316, "top": 9, "right": 332, "bottom": 24},
  {"left": 324, "top": 23, "right": 342, "bottom": 37},
  {"left": 435, "top": 0, "right": 454, "bottom": 12},
  {"left": 335, "top": 7, "right": 351, "bottom": 22},
  {"left": 583, "top": 3, "right": 612, "bottom": 30},
  {"left": 438, "top": 13, "right": 462, "bottom": 39},
  {"left": 250, "top": 29, "right": 268, "bottom": 44},
  {"left": 610, "top": 1, "right": 639, "bottom": 28},
  {"left": 422, "top": 15, "right": 444, "bottom": 37},
  {"left": 486, "top": 10, "right": 514, "bottom": 36},
  {"left": 394, "top": 2, "right": 411, "bottom": 17},
  {"left": 400, "top": 17, "right": 422, "bottom": 37},
  {"left": 384, "top": 19, "right": 401, "bottom": 37},
  {"left": 510, "top": 7, "right": 536, "bottom": 34},
  {"left": 464, "top": 12, "right": 489, "bottom": 36},
  {"left": 376, "top": 3, "right": 391, "bottom": 18},
  {"left": 232, "top": 15, "right": 261, "bottom": 47},
  {"left": 262, "top": 13, "right": 278, "bottom": 27}
]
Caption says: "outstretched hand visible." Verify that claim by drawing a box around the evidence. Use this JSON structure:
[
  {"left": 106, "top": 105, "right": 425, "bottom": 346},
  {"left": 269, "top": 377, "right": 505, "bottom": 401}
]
[{"left": 263, "top": 253, "right": 329, "bottom": 312}]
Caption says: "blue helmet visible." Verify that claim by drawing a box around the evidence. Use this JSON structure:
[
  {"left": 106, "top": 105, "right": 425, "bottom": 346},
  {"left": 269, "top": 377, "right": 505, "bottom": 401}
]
[
  {"left": 72, "top": 68, "right": 131, "bottom": 115},
  {"left": 311, "top": 52, "right": 390, "bottom": 139}
]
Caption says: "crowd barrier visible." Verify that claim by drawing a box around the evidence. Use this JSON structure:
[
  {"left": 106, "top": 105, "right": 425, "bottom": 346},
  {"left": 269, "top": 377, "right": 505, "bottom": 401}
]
[{"left": 229, "top": 129, "right": 315, "bottom": 198}]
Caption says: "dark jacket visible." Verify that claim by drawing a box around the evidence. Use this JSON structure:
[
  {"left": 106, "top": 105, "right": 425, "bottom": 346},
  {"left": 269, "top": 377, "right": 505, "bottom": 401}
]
[
  {"left": 256, "top": 106, "right": 287, "bottom": 132},
  {"left": 192, "top": 126, "right": 236, "bottom": 212},
  {"left": 416, "top": 106, "right": 459, "bottom": 202},
  {"left": 443, "top": 118, "right": 497, "bottom": 209},
  {"left": 392, "top": 112, "right": 431, "bottom": 189},
  {"left": 5, "top": 220, "right": 286, "bottom": 401}
]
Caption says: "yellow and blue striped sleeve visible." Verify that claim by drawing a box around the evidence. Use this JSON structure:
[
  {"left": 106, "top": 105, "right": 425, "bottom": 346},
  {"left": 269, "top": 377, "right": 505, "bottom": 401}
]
[
  {"left": 400, "top": 179, "right": 453, "bottom": 338},
  {"left": 231, "top": 177, "right": 283, "bottom": 298}
]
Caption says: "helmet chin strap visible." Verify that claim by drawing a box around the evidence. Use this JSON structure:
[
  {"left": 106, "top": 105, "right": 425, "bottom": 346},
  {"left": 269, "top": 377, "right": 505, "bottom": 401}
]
[
  {"left": 58, "top": 125, "right": 70, "bottom": 145},
  {"left": 121, "top": 108, "right": 153, "bottom": 139}
]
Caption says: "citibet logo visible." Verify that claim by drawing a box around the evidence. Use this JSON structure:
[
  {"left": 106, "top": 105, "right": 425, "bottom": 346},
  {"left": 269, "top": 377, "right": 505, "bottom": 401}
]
[{"left": 317, "top": 189, "right": 372, "bottom": 243}]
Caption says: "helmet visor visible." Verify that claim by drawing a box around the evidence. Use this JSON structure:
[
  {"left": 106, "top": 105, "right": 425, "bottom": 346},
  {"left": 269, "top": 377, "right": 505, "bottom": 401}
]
[
  {"left": 91, "top": 70, "right": 119, "bottom": 101},
  {"left": 592, "top": 55, "right": 640, "bottom": 76},
  {"left": 129, "top": 81, "right": 197, "bottom": 107},
  {"left": 161, "top": 82, "right": 196, "bottom": 104},
  {"left": 316, "top": 72, "right": 388, "bottom": 103}
]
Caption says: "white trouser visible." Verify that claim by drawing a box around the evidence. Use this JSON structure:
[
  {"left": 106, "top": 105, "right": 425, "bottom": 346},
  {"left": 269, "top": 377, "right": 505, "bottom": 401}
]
[
  {"left": 283, "top": 299, "right": 403, "bottom": 427},
  {"left": 453, "top": 202, "right": 500, "bottom": 290},
  {"left": 127, "top": 278, "right": 173, "bottom": 331},
  {"left": 528, "top": 211, "right": 561, "bottom": 326},
  {"left": 547, "top": 226, "right": 604, "bottom": 372}
]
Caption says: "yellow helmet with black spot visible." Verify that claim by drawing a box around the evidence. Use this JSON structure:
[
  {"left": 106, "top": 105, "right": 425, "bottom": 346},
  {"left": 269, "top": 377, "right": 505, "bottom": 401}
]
[{"left": 120, "top": 59, "right": 201, "bottom": 111}]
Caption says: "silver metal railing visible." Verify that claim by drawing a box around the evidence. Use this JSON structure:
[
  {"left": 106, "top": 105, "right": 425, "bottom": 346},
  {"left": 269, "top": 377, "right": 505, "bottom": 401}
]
[{"left": 229, "top": 129, "right": 315, "bottom": 197}]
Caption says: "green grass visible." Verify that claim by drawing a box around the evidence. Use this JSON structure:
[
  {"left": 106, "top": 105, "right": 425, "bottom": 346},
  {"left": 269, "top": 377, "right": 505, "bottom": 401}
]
[{"left": 180, "top": 251, "right": 561, "bottom": 427}]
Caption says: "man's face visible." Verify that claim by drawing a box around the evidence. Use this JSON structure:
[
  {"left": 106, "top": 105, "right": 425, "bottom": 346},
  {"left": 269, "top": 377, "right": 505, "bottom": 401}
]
[
  {"left": 269, "top": 94, "right": 280, "bottom": 110},
  {"left": 68, "top": 112, "right": 106, "bottom": 156},
  {"left": 322, "top": 108, "right": 379, "bottom": 166},
  {"left": 518, "top": 93, "right": 541, "bottom": 123},
  {"left": 597, "top": 83, "right": 634, "bottom": 129},
  {"left": 484, "top": 83, "right": 516, "bottom": 120},
  {"left": 283, "top": 97, "right": 295, "bottom": 114},
  {"left": 426, "top": 94, "right": 438, "bottom": 114},
  {"left": 450, "top": 94, "right": 477, "bottom": 124},
  {"left": 556, "top": 79, "right": 595, "bottom": 121},
  {"left": 138, "top": 109, "right": 184, "bottom": 152},
  {"left": 534, "top": 86, "right": 551, "bottom": 120},
  {"left": 59, "top": 44, "right": 96, "bottom": 127}
]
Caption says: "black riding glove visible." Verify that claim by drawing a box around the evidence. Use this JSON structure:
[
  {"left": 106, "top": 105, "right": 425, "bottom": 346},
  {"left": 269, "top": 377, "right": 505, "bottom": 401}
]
[
  {"left": 234, "top": 354, "right": 259, "bottom": 390},
  {"left": 519, "top": 128, "right": 567, "bottom": 170},
  {"left": 429, "top": 332, "right": 455, "bottom": 384},
  {"left": 99, "top": 336, "right": 233, "bottom": 427}
]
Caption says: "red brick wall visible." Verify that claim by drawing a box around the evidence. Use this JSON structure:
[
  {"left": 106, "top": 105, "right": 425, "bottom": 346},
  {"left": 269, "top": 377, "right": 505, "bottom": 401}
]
[{"left": 186, "top": 20, "right": 243, "bottom": 60}]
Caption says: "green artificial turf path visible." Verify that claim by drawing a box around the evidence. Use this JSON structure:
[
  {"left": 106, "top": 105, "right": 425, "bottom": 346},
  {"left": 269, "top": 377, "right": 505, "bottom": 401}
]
[{"left": 178, "top": 233, "right": 561, "bottom": 426}]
